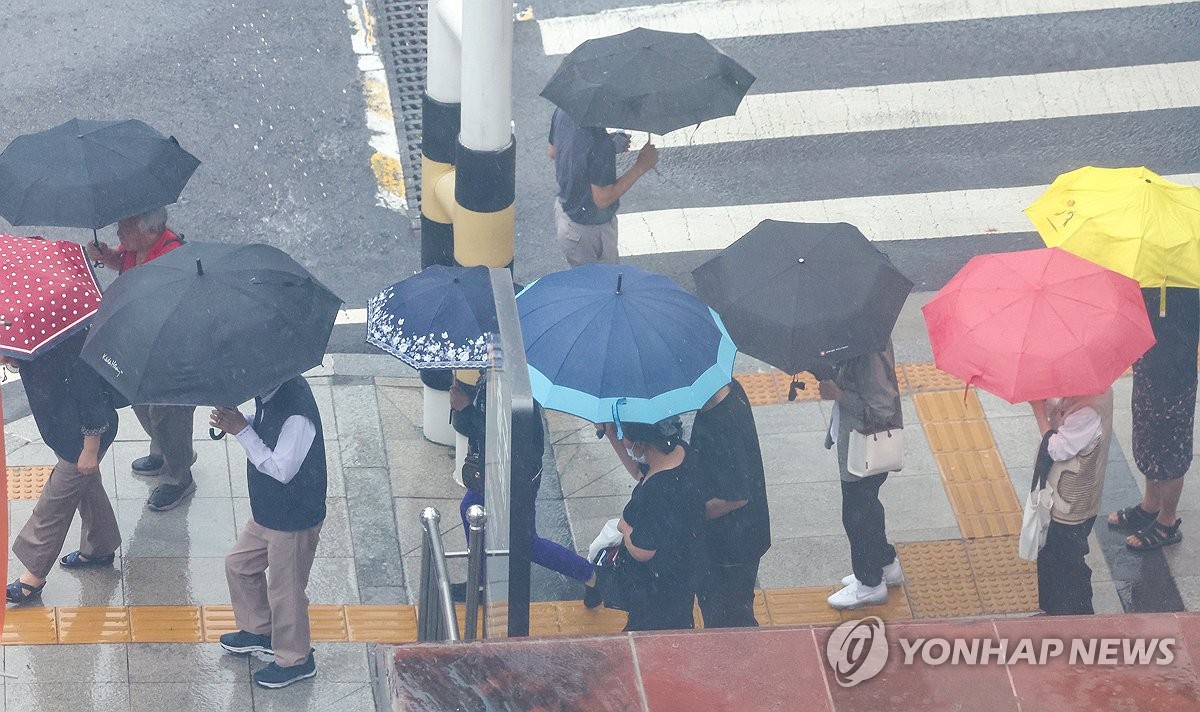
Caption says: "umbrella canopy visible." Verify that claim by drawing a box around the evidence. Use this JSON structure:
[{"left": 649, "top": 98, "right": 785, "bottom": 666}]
[
  {"left": 692, "top": 221, "right": 913, "bottom": 376},
  {"left": 80, "top": 242, "right": 341, "bottom": 406},
  {"left": 366, "top": 265, "right": 497, "bottom": 369},
  {"left": 0, "top": 118, "right": 200, "bottom": 230},
  {"left": 516, "top": 263, "right": 736, "bottom": 424},
  {"left": 1025, "top": 166, "right": 1200, "bottom": 288},
  {"left": 922, "top": 247, "right": 1155, "bottom": 403},
  {"left": 540, "top": 27, "right": 755, "bottom": 135},
  {"left": 0, "top": 235, "right": 102, "bottom": 360}
]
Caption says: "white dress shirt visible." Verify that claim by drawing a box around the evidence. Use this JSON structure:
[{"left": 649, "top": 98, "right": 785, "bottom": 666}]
[
  {"left": 1046, "top": 405, "right": 1102, "bottom": 462},
  {"left": 233, "top": 388, "right": 317, "bottom": 485}
]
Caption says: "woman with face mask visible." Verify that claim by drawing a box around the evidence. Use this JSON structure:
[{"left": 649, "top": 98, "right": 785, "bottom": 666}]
[{"left": 611, "top": 417, "right": 707, "bottom": 631}]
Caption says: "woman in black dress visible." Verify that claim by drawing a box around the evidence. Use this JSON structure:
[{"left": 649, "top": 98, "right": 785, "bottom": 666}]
[{"left": 615, "top": 418, "right": 707, "bottom": 632}]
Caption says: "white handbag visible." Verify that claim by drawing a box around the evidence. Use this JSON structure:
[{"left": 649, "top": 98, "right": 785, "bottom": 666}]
[
  {"left": 846, "top": 428, "right": 904, "bottom": 477},
  {"left": 1018, "top": 469, "right": 1055, "bottom": 561}
]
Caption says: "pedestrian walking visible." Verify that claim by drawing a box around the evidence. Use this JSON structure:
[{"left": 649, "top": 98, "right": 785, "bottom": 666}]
[
  {"left": 5, "top": 330, "right": 124, "bottom": 603},
  {"left": 821, "top": 340, "right": 904, "bottom": 610},
  {"left": 449, "top": 372, "right": 598, "bottom": 599},
  {"left": 612, "top": 419, "right": 706, "bottom": 632},
  {"left": 547, "top": 108, "right": 658, "bottom": 266},
  {"left": 210, "top": 375, "right": 327, "bottom": 689},
  {"left": 1030, "top": 389, "right": 1113, "bottom": 615},
  {"left": 1109, "top": 288, "right": 1199, "bottom": 550},
  {"left": 690, "top": 379, "right": 771, "bottom": 627},
  {"left": 87, "top": 207, "right": 197, "bottom": 511}
]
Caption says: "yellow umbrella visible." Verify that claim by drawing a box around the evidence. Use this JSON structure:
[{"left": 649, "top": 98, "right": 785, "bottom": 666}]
[{"left": 1025, "top": 166, "right": 1200, "bottom": 313}]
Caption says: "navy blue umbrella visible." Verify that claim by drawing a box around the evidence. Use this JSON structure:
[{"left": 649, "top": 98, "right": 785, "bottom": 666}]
[
  {"left": 516, "top": 263, "right": 736, "bottom": 424},
  {"left": 367, "top": 265, "right": 497, "bottom": 369}
]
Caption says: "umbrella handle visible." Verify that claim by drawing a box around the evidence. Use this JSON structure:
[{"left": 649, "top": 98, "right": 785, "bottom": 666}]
[
  {"left": 209, "top": 427, "right": 226, "bottom": 441},
  {"left": 91, "top": 228, "right": 102, "bottom": 269}
]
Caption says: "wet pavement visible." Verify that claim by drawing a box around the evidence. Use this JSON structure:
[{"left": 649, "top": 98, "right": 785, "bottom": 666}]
[{"left": 3, "top": 292, "right": 1200, "bottom": 709}]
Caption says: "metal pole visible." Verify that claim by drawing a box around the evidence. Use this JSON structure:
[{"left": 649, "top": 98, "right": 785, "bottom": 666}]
[
  {"left": 420, "top": 507, "right": 461, "bottom": 641},
  {"left": 459, "top": 0, "right": 512, "bottom": 153},
  {"left": 463, "top": 505, "right": 486, "bottom": 640},
  {"left": 416, "top": 520, "right": 436, "bottom": 641}
]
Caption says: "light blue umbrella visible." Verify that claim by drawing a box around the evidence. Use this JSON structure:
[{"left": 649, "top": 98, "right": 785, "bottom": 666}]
[{"left": 516, "top": 264, "right": 737, "bottom": 424}]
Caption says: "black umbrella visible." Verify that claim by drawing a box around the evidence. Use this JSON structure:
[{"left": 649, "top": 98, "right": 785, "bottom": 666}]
[
  {"left": 0, "top": 118, "right": 200, "bottom": 234},
  {"left": 366, "top": 265, "right": 498, "bottom": 369},
  {"left": 692, "top": 221, "right": 914, "bottom": 378},
  {"left": 540, "top": 28, "right": 755, "bottom": 136},
  {"left": 80, "top": 242, "right": 341, "bottom": 407}
]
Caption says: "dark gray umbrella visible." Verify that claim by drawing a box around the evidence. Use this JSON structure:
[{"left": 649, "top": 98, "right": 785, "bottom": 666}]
[
  {"left": 80, "top": 242, "right": 341, "bottom": 407},
  {"left": 0, "top": 118, "right": 200, "bottom": 231},
  {"left": 692, "top": 221, "right": 914, "bottom": 378},
  {"left": 540, "top": 28, "right": 755, "bottom": 135}
]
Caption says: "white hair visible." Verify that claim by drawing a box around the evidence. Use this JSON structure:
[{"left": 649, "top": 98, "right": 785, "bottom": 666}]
[{"left": 135, "top": 207, "right": 168, "bottom": 233}]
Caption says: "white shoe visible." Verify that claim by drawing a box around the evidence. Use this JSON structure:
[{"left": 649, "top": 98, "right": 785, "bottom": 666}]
[
  {"left": 840, "top": 558, "right": 903, "bottom": 587},
  {"left": 828, "top": 580, "right": 888, "bottom": 610}
]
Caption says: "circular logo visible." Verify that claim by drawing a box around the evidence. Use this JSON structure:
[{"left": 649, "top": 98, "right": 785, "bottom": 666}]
[{"left": 826, "top": 616, "right": 889, "bottom": 688}]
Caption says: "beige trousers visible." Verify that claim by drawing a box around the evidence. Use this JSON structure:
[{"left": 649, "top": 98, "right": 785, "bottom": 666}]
[
  {"left": 554, "top": 200, "right": 619, "bottom": 267},
  {"left": 132, "top": 404, "right": 196, "bottom": 487},
  {"left": 13, "top": 457, "right": 121, "bottom": 579},
  {"left": 225, "top": 518, "right": 323, "bottom": 667}
]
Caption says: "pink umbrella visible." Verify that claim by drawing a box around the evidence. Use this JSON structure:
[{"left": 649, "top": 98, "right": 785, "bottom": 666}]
[{"left": 923, "top": 247, "right": 1155, "bottom": 403}]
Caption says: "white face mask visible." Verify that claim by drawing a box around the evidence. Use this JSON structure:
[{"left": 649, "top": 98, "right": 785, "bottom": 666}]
[{"left": 626, "top": 446, "right": 648, "bottom": 465}]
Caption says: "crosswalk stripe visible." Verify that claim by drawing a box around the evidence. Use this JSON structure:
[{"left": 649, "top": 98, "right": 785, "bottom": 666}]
[
  {"left": 626, "top": 61, "right": 1200, "bottom": 148},
  {"left": 538, "top": 0, "right": 1194, "bottom": 55},
  {"left": 336, "top": 308, "right": 368, "bottom": 325},
  {"left": 617, "top": 173, "right": 1200, "bottom": 256}
]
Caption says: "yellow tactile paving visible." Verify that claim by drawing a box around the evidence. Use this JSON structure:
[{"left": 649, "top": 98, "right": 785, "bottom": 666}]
[
  {"left": 900, "top": 363, "right": 963, "bottom": 393},
  {"left": 528, "top": 601, "right": 562, "bottom": 637},
  {"left": 56, "top": 606, "right": 131, "bottom": 644},
  {"left": 976, "top": 574, "right": 1040, "bottom": 615},
  {"left": 309, "top": 605, "right": 349, "bottom": 642},
  {"left": 734, "top": 372, "right": 786, "bottom": 406},
  {"left": 897, "top": 539, "right": 972, "bottom": 574},
  {"left": 905, "top": 576, "right": 985, "bottom": 618},
  {"left": 200, "top": 605, "right": 239, "bottom": 642},
  {"left": 946, "top": 482, "right": 1023, "bottom": 538},
  {"left": 556, "top": 602, "right": 629, "bottom": 635},
  {"left": 914, "top": 390, "right": 985, "bottom": 422},
  {"left": 129, "top": 605, "right": 202, "bottom": 643},
  {"left": 958, "top": 511, "right": 1024, "bottom": 539},
  {"left": 922, "top": 420, "right": 996, "bottom": 453},
  {"left": 7, "top": 465, "right": 53, "bottom": 500},
  {"left": 344, "top": 605, "right": 418, "bottom": 643},
  {"left": 934, "top": 450, "right": 1009, "bottom": 484},
  {"left": 763, "top": 587, "right": 842, "bottom": 626},
  {"left": 964, "top": 536, "right": 1036, "bottom": 579},
  {"left": 2, "top": 607, "right": 57, "bottom": 645},
  {"left": 844, "top": 585, "right": 914, "bottom": 622}
]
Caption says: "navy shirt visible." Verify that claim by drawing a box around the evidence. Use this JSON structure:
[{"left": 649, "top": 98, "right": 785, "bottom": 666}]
[
  {"left": 18, "top": 329, "right": 121, "bottom": 463},
  {"left": 549, "top": 108, "right": 619, "bottom": 225}
]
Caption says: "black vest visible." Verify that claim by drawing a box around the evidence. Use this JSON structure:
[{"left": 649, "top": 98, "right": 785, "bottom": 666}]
[{"left": 247, "top": 377, "right": 327, "bottom": 531}]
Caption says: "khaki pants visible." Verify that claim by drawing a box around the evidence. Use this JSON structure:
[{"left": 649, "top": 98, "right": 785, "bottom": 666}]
[
  {"left": 132, "top": 404, "right": 196, "bottom": 487},
  {"left": 225, "top": 519, "right": 323, "bottom": 667},
  {"left": 13, "top": 457, "right": 121, "bottom": 579},
  {"left": 554, "top": 200, "right": 619, "bottom": 267}
]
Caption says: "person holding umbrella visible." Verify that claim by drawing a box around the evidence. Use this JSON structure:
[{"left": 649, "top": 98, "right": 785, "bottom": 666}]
[
  {"left": 86, "top": 207, "right": 199, "bottom": 512},
  {"left": 4, "top": 330, "right": 124, "bottom": 603},
  {"left": 819, "top": 341, "right": 905, "bottom": 610},
  {"left": 547, "top": 108, "right": 658, "bottom": 266}
]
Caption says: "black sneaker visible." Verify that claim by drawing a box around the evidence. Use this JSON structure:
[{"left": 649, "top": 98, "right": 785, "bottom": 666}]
[
  {"left": 253, "top": 650, "right": 317, "bottom": 689},
  {"left": 146, "top": 479, "right": 196, "bottom": 511},
  {"left": 219, "top": 630, "right": 274, "bottom": 660},
  {"left": 131, "top": 455, "right": 164, "bottom": 475}
]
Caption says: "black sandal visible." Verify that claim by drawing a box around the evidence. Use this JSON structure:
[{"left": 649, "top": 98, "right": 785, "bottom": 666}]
[
  {"left": 1108, "top": 504, "right": 1159, "bottom": 531},
  {"left": 6, "top": 579, "right": 45, "bottom": 604},
  {"left": 60, "top": 551, "right": 116, "bottom": 569},
  {"left": 1127, "top": 519, "right": 1183, "bottom": 552}
]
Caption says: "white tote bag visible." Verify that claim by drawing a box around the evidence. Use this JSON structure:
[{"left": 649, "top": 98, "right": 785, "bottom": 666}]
[
  {"left": 846, "top": 428, "right": 904, "bottom": 477},
  {"left": 1018, "top": 475, "right": 1055, "bottom": 561}
]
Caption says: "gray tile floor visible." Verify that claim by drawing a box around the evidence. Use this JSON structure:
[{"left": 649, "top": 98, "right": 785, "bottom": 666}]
[{"left": 4, "top": 345, "right": 1200, "bottom": 710}]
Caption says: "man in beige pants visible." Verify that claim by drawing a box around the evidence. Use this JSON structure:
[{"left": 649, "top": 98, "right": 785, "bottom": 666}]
[{"left": 210, "top": 375, "right": 327, "bottom": 689}]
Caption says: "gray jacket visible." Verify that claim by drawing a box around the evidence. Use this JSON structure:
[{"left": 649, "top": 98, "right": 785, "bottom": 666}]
[{"left": 824, "top": 341, "right": 903, "bottom": 481}]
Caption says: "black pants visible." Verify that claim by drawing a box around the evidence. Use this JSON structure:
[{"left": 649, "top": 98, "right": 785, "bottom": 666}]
[
  {"left": 624, "top": 587, "right": 696, "bottom": 632},
  {"left": 841, "top": 475, "right": 896, "bottom": 588},
  {"left": 1038, "top": 516, "right": 1096, "bottom": 615},
  {"left": 698, "top": 559, "right": 760, "bottom": 628}
]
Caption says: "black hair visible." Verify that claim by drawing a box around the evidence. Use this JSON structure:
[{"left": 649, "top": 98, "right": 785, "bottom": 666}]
[{"left": 621, "top": 416, "right": 684, "bottom": 454}]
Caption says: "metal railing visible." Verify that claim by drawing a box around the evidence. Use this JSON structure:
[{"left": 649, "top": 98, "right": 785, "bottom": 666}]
[{"left": 416, "top": 504, "right": 489, "bottom": 642}]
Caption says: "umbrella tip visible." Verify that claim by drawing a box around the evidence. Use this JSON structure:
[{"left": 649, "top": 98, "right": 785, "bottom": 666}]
[
  {"left": 616, "top": 274, "right": 623, "bottom": 295},
  {"left": 196, "top": 258, "right": 204, "bottom": 276}
]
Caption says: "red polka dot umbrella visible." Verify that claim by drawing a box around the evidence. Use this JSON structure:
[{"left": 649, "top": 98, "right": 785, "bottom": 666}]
[{"left": 0, "top": 234, "right": 102, "bottom": 360}]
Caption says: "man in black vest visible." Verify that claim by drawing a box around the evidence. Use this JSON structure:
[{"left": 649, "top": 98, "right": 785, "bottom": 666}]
[{"left": 209, "top": 375, "right": 327, "bottom": 689}]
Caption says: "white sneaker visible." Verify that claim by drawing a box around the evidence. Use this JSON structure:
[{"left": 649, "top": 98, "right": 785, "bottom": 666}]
[
  {"left": 840, "top": 558, "right": 903, "bottom": 587},
  {"left": 828, "top": 580, "right": 888, "bottom": 610}
]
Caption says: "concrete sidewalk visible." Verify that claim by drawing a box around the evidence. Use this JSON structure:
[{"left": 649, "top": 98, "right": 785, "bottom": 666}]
[{"left": 1, "top": 292, "right": 1199, "bottom": 710}]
